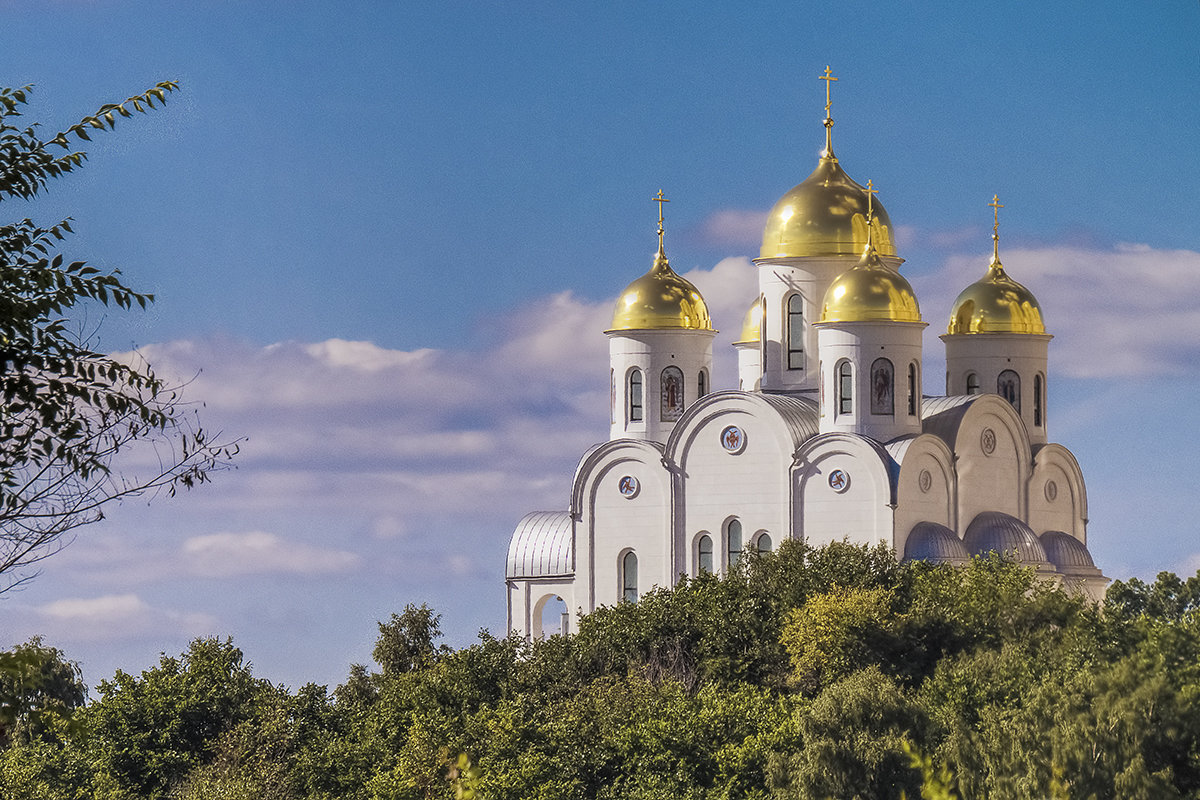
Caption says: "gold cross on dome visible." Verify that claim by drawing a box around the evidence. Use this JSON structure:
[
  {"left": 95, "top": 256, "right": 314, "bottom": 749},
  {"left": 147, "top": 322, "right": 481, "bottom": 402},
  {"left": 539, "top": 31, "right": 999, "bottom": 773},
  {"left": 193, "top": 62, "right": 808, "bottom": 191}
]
[
  {"left": 819, "top": 65, "right": 838, "bottom": 116},
  {"left": 652, "top": 189, "right": 670, "bottom": 242},
  {"left": 989, "top": 194, "right": 1004, "bottom": 236},
  {"left": 865, "top": 179, "right": 878, "bottom": 220}
]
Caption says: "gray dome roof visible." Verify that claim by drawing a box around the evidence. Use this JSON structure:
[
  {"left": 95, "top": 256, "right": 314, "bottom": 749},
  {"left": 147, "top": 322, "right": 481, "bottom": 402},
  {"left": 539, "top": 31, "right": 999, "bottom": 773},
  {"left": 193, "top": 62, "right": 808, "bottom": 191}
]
[
  {"left": 1040, "top": 530, "right": 1099, "bottom": 573},
  {"left": 963, "top": 511, "right": 1049, "bottom": 565},
  {"left": 507, "top": 511, "right": 573, "bottom": 579},
  {"left": 904, "top": 522, "right": 970, "bottom": 564}
]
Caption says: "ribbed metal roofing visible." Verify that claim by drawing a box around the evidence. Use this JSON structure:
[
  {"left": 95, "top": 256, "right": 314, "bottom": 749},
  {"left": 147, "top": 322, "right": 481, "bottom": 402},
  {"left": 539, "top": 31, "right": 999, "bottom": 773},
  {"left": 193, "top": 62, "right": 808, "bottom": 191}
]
[
  {"left": 904, "top": 521, "right": 970, "bottom": 564},
  {"left": 757, "top": 393, "right": 820, "bottom": 449},
  {"left": 506, "top": 511, "right": 573, "bottom": 579},
  {"left": 920, "top": 395, "right": 977, "bottom": 447},
  {"left": 963, "top": 511, "right": 1049, "bottom": 565},
  {"left": 1040, "top": 530, "right": 1098, "bottom": 573}
]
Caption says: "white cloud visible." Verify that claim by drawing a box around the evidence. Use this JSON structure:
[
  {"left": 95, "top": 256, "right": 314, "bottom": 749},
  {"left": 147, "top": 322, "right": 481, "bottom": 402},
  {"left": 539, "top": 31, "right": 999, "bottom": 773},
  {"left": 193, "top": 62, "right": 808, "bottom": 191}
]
[
  {"left": 697, "top": 209, "right": 768, "bottom": 249},
  {"left": 913, "top": 242, "right": 1200, "bottom": 379},
  {"left": 182, "top": 531, "right": 362, "bottom": 577},
  {"left": 25, "top": 593, "right": 217, "bottom": 643}
]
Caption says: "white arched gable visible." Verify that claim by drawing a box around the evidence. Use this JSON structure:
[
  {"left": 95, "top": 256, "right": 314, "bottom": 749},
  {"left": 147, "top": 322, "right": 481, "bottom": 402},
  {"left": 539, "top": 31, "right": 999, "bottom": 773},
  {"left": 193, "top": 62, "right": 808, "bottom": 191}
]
[
  {"left": 943, "top": 394, "right": 1033, "bottom": 525},
  {"left": 1029, "top": 443, "right": 1089, "bottom": 543},
  {"left": 887, "top": 433, "right": 958, "bottom": 556},
  {"left": 569, "top": 439, "right": 671, "bottom": 614},
  {"left": 664, "top": 390, "right": 818, "bottom": 554},
  {"left": 794, "top": 432, "right": 897, "bottom": 549}
]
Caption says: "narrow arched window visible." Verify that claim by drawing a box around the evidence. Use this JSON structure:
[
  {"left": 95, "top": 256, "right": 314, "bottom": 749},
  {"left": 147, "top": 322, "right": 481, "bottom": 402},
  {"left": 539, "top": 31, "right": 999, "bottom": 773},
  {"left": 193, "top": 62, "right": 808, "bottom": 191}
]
[
  {"left": 697, "top": 534, "right": 713, "bottom": 575},
  {"left": 756, "top": 532, "right": 772, "bottom": 554},
  {"left": 966, "top": 372, "right": 980, "bottom": 395},
  {"left": 661, "top": 366, "right": 684, "bottom": 421},
  {"left": 998, "top": 369, "right": 1020, "bottom": 412},
  {"left": 697, "top": 370, "right": 707, "bottom": 399},
  {"left": 870, "top": 358, "right": 894, "bottom": 416},
  {"left": 621, "top": 551, "right": 638, "bottom": 602},
  {"left": 787, "top": 294, "right": 805, "bottom": 370},
  {"left": 837, "top": 361, "right": 853, "bottom": 416},
  {"left": 629, "top": 370, "right": 643, "bottom": 422},
  {"left": 1034, "top": 373, "right": 1044, "bottom": 427},
  {"left": 907, "top": 362, "right": 918, "bottom": 416},
  {"left": 726, "top": 519, "right": 743, "bottom": 570}
]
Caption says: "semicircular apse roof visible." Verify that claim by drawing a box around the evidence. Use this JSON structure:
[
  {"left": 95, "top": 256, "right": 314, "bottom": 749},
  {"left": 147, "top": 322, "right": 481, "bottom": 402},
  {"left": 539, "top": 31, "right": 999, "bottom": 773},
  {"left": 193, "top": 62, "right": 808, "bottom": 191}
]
[{"left": 507, "top": 511, "right": 573, "bottom": 579}]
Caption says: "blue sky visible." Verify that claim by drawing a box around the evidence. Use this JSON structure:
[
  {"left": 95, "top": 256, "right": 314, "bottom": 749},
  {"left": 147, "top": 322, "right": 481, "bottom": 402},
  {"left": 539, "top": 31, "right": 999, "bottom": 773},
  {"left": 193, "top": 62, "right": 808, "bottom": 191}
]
[{"left": 0, "top": 1, "right": 1198, "bottom": 689}]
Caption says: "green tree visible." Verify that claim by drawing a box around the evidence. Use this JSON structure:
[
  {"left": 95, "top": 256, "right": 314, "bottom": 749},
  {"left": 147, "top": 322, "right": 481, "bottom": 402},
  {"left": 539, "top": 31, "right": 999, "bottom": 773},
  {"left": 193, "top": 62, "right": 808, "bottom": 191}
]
[
  {"left": 0, "top": 83, "right": 235, "bottom": 592},
  {"left": 0, "top": 636, "right": 85, "bottom": 748}
]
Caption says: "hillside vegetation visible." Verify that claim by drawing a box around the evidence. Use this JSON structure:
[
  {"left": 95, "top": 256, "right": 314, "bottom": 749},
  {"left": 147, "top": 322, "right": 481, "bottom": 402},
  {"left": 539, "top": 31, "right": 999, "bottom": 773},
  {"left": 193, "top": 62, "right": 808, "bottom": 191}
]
[{"left": 3, "top": 541, "right": 1199, "bottom": 799}]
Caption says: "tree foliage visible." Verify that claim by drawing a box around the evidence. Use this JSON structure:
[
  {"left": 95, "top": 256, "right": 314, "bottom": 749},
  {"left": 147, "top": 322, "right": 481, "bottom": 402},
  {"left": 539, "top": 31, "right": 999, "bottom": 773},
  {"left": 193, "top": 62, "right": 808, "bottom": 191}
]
[
  {"left": 4, "top": 544, "right": 1200, "bottom": 798},
  {"left": 0, "top": 82, "right": 236, "bottom": 591}
]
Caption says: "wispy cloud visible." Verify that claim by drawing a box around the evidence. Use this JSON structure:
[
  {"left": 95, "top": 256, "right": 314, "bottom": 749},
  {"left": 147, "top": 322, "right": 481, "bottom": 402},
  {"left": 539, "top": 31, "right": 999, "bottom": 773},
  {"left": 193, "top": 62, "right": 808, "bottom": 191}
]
[
  {"left": 182, "top": 531, "right": 362, "bottom": 577},
  {"left": 26, "top": 593, "right": 217, "bottom": 643}
]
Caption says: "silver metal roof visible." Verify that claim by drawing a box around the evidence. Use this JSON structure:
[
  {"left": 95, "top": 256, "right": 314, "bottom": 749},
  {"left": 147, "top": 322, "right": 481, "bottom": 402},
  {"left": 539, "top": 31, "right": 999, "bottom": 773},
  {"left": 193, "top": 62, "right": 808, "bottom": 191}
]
[
  {"left": 757, "top": 393, "right": 820, "bottom": 449},
  {"left": 963, "top": 511, "right": 1049, "bottom": 566},
  {"left": 507, "top": 511, "right": 573, "bottom": 579},
  {"left": 1040, "top": 530, "right": 1100, "bottom": 574},
  {"left": 920, "top": 395, "right": 977, "bottom": 447},
  {"left": 904, "top": 521, "right": 970, "bottom": 563}
]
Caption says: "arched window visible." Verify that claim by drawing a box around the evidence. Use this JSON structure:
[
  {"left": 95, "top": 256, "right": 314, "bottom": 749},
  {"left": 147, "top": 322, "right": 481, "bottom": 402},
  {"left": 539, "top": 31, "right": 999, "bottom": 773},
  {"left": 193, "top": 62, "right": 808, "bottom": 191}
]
[
  {"left": 697, "top": 534, "right": 713, "bottom": 575},
  {"left": 661, "top": 366, "right": 684, "bottom": 421},
  {"left": 966, "top": 372, "right": 980, "bottom": 395},
  {"left": 621, "top": 551, "right": 638, "bottom": 603},
  {"left": 787, "top": 294, "right": 805, "bottom": 370},
  {"left": 1034, "top": 373, "right": 1044, "bottom": 427},
  {"left": 697, "top": 369, "right": 708, "bottom": 399},
  {"left": 629, "top": 370, "right": 643, "bottom": 422},
  {"left": 870, "top": 358, "right": 894, "bottom": 416},
  {"left": 610, "top": 368, "right": 615, "bottom": 425},
  {"left": 837, "top": 361, "right": 853, "bottom": 416},
  {"left": 907, "top": 362, "right": 919, "bottom": 416},
  {"left": 726, "top": 519, "right": 743, "bottom": 570},
  {"left": 998, "top": 370, "right": 1020, "bottom": 412},
  {"left": 756, "top": 532, "right": 772, "bottom": 554}
]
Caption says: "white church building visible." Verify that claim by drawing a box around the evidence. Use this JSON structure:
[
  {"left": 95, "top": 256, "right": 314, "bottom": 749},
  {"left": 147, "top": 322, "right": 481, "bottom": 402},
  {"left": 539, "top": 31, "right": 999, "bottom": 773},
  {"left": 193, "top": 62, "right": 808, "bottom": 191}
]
[{"left": 506, "top": 74, "right": 1107, "bottom": 639}]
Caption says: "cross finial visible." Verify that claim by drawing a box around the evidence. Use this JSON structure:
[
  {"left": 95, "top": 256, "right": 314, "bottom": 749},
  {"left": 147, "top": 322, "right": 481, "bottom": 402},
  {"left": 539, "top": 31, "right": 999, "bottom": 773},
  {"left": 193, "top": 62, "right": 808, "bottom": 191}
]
[
  {"left": 865, "top": 179, "right": 879, "bottom": 221},
  {"left": 988, "top": 194, "right": 1004, "bottom": 262},
  {"left": 819, "top": 65, "right": 838, "bottom": 118},
  {"left": 653, "top": 190, "right": 670, "bottom": 254}
]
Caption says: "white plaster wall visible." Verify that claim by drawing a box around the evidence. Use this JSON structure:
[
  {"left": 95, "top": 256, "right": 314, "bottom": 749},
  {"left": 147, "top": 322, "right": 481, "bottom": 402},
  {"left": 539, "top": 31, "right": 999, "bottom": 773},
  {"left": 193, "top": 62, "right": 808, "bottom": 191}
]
[
  {"left": 1029, "top": 444, "right": 1088, "bottom": 542},
  {"left": 816, "top": 321, "right": 925, "bottom": 442},
  {"left": 675, "top": 408, "right": 792, "bottom": 574},
  {"left": 508, "top": 579, "right": 578, "bottom": 639},
  {"left": 609, "top": 330, "right": 714, "bottom": 443},
  {"left": 796, "top": 437, "right": 893, "bottom": 547},
  {"left": 755, "top": 256, "right": 854, "bottom": 392},
  {"left": 954, "top": 402, "right": 1030, "bottom": 530},
  {"left": 586, "top": 455, "right": 672, "bottom": 609},
  {"left": 893, "top": 436, "right": 957, "bottom": 556},
  {"left": 734, "top": 341, "right": 762, "bottom": 391},
  {"left": 943, "top": 333, "right": 1051, "bottom": 445}
]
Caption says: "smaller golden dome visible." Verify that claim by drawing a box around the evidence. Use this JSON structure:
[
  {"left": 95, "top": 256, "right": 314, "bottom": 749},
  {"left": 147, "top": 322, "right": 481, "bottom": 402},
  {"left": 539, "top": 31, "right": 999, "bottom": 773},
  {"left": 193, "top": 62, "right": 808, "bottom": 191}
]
[
  {"left": 946, "top": 257, "right": 1046, "bottom": 335},
  {"left": 734, "top": 299, "right": 762, "bottom": 344},
  {"left": 820, "top": 245, "right": 920, "bottom": 324},
  {"left": 609, "top": 250, "right": 713, "bottom": 332}
]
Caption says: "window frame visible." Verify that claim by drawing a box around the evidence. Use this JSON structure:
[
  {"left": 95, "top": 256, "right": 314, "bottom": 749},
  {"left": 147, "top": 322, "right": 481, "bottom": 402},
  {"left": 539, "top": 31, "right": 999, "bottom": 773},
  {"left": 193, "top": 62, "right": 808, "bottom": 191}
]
[
  {"left": 837, "top": 360, "right": 854, "bottom": 416},
  {"left": 786, "top": 294, "right": 805, "bottom": 370},
  {"left": 628, "top": 369, "right": 643, "bottom": 422},
  {"left": 621, "top": 550, "right": 638, "bottom": 603}
]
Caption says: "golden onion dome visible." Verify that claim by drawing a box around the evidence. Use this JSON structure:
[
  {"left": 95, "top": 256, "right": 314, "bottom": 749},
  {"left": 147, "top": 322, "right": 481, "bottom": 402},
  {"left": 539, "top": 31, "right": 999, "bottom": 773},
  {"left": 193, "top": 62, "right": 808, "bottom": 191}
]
[
  {"left": 733, "top": 299, "right": 762, "bottom": 344},
  {"left": 609, "top": 249, "right": 713, "bottom": 332},
  {"left": 946, "top": 257, "right": 1046, "bottom": 335},
  {"left": 820, "top": 242, "right": 921, "bottom": 324},
  {"left": 760, "top": 127, "right": 897, "bottom": 259},
  {"left": 947, "top": 196, "right": 1046, "bottom": 335}
]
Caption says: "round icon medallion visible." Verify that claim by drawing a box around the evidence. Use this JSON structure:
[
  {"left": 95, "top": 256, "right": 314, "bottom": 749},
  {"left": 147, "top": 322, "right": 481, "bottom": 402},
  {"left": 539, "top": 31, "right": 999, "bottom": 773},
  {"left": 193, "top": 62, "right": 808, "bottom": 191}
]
[
  {"left": 919, "top": 469, "right": 932, "bottom": 494},
  {"left": 828, "top": 469, "right": 850, "bottom": 493},
  {"left": 981, "top": 427, "right": 997, "bottom": 455},
  {"left": 618, "top": 475, "right": 640, "bottom": 499},
  {"left": 720, "top": 425, "right": 746, "bottom": 454},
  {"left": 1045, "top": 480, "right": 1058, "bottom": 502}
]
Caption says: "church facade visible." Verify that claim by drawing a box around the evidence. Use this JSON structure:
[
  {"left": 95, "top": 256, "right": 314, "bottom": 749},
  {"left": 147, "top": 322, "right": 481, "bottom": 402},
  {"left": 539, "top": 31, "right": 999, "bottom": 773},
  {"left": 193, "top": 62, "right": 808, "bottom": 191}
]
[{"left": 506, "top": 75, "right": 1106, "bottom": 639}]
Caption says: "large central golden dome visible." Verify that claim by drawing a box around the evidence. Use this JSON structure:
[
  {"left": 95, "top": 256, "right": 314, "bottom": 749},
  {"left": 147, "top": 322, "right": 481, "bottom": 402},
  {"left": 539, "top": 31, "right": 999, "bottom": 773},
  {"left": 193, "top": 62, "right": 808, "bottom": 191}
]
[
  {"left": 609, "top": 249, "right": 713, "bottom": 332},
  {"left": 760, "top": 142, "right": 897, "bottom": 260}
]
